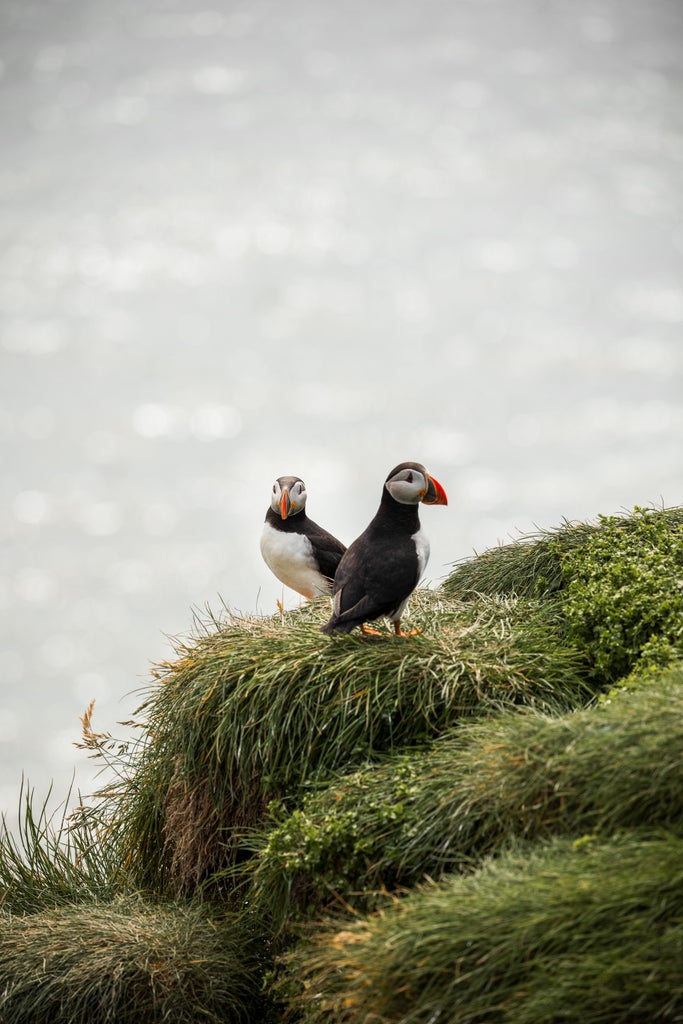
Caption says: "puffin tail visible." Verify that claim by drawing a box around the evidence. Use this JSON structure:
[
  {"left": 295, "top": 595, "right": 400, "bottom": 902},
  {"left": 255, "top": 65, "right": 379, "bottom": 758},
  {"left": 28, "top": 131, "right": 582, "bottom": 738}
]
[{"left": 320, "top": 616, "right": 355, "bottom": 636}]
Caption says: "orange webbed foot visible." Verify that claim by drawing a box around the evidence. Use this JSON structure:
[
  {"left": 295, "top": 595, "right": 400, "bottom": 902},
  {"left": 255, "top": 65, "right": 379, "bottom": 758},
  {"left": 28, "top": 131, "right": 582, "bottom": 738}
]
[{"left": 393, "top": 622, "right": 422, "bottom": 637}]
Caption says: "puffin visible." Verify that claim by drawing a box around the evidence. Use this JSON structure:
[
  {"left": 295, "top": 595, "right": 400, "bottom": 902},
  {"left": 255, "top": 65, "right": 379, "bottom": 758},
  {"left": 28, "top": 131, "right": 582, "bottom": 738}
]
[
  {"left": 260, "top": 475, "right": 347, "bottom": 599},
  {"left": 321, "top": 462, "right": 447, "bottom": 636}
]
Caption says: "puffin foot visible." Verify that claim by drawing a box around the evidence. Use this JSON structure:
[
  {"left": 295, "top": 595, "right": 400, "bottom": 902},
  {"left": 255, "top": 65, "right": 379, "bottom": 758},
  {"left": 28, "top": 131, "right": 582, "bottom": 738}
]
[
  {"left": 360, "top": 624, "right": 385, "bottom": 636},
  {"left": 393, "top": 622, "right": 422, "bottom": 637}
]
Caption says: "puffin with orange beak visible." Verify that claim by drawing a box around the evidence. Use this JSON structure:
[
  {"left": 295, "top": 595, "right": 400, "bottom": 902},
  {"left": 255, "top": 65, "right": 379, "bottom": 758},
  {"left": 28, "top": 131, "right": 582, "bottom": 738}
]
[
  {"left": 260, "top": 476, "right": 346, "bottom": 599},
  {"left": 321, "top": 462, "right": 447, "bottom": 636}
]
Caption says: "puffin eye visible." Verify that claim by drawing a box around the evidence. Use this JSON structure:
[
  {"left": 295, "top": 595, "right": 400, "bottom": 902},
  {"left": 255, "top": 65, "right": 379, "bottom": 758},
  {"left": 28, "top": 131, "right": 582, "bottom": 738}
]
[
  {"left": 406, "top": 472, "right": 413, "bottom": 483},
  {"left": 272, "top": 485, "right": 276, "bottom": 493}
]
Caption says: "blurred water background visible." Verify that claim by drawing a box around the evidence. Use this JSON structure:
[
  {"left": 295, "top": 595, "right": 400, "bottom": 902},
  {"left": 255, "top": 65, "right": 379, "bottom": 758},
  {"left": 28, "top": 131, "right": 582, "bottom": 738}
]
[{"left": 1, "top": 0, "right": 682, "bottom": 829}]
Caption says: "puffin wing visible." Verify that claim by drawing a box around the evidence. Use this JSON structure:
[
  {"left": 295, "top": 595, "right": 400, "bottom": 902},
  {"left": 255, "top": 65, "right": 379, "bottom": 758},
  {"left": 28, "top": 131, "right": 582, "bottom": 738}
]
[
  {"left": 305, "top": 520, "right": 347, "bottom": 581},
  {"left": 331, "top": 587, "right": 380, "bottom": 626},
  {"left": 326, "top": 536, "right": 416, "bottom": 630}
]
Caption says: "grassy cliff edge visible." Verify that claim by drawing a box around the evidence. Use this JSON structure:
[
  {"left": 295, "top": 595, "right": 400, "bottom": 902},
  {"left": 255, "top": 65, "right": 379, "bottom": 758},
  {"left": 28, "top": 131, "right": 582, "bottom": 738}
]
[{"left": 0, "top": 505, "right": 681, "bottom": 1023}]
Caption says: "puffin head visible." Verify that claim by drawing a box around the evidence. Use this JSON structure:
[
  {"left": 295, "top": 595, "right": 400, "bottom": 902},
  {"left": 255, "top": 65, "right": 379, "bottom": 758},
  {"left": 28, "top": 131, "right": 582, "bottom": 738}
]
[
  {"left": 270, "top": 476, "right": 307, "bottom": 519},
  {"left": 384, "top": 462, "right": 448, "bottom": 506}
]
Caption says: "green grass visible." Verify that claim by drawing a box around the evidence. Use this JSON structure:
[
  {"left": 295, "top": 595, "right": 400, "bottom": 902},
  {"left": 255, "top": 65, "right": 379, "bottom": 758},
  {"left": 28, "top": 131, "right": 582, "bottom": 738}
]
[
  {"left": 444, "top": 505, "right": 683, "bottom": 687},
  {"left": 0, "top": 898, "right": 266, "bottom": 1024},
  {"left": 0, "top": 780, "right": 125, "bottom": 915},
  {"left": 442, "top": 505, "right": 683, "bottom": 604},
  {"left": 2, "top": 503, "right": 681, "bottom": 1022},
  {"left": 244, "top": 663, "right": 683, "bottom": 926},
  {"left": 106, "top": 590, "right": 591, "bottom": 894},
  {"left": 284, "top": 832, "right": 683, "bottom": 1023},
  {"left": 443, "top": 520, "right": 594, "bottom": 599}
]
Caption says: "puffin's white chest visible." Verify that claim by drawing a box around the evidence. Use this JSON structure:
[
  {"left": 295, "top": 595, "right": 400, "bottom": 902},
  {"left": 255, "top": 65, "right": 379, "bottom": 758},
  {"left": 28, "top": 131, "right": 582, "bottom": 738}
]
[
  {"left": 412, "top": 527, "right": 430, "bottom": 581},
  {"left": 260, "top": 522, "right": 332, "bottom": 599},
  {"left": 387, "top": 527, "right": 430, "bottom": 623}
]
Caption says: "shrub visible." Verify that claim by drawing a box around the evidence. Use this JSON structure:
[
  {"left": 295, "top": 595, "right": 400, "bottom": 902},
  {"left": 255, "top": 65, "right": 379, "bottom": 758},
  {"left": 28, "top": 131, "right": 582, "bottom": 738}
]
[{"left": 561, "top": 506, "right": 683, "bottom": 681}]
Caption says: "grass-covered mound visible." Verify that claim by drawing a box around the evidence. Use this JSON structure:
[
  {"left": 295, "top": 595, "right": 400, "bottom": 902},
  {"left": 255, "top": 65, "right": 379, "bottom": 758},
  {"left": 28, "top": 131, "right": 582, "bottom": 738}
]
[
  {"left": 0, "top": 899, "right": 265, "bottom": 1024},
  {"left": 443, "top": 520, "right": 597, "bottom": 599},
  {"left": 0, "top": 783, "right": 269, "bottom": 1024},
  {"left": 561, "top": 506, "right": 683, "bottom": 680},
  {"left": 444, "top": 506, "right": 683, "bottom": 683},
  {"left": 284, "top": 832, "right": 683, "bottom": 1024},
  {"left": 1, "top": 503, "right": 681, "bottom": 1022},
  {"left": 246, "top": 664, "right": 683, "bottom": 926},
  {"left": 108, "top": 590, "right": 589, "bottom": 894}
]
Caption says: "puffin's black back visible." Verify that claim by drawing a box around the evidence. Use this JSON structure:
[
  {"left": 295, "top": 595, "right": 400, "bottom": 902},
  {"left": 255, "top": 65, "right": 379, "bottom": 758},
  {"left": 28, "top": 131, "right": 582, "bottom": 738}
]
[{"left": 321, "top": 488, "right": 422, "bottom": 634}]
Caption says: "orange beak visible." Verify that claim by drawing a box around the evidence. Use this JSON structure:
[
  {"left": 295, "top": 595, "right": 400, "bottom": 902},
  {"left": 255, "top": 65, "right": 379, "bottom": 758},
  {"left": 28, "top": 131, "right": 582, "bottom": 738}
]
[
  {"left": 280, "top": 487, "right": 291, "bottom": 519},
  {"left": 422, "top": 473, "right": 448, "bottom": 506}
]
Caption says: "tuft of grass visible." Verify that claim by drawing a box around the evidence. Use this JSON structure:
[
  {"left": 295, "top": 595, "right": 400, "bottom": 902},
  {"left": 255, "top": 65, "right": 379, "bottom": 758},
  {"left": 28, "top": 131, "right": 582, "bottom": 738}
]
[
  {"left": 0, "top": 780, "right": 126, "bottom": 915},
  {"left": 442, "top": 504, "right": 683, "bottom": 603},
  {"left": 0, "top": 898, "right": 266, "bottom": 1024},
  {"left": 284, "top": 832, "right": 683, "bottom": 1024},
  {"left": 245, "top": 663, "right": 683, "bottom": 925},
  {"left": 443, "top": 520, "right": 596, "bottom": 599},
  {"left": 106, "top": 591, "right": 592, "bottom": 894}
]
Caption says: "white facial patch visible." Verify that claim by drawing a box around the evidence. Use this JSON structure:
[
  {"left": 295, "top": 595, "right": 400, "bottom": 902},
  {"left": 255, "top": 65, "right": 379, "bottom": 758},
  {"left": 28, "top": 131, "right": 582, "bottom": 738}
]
[
  {"left": 260, "top": 522, "right": 332, "bottom": 598},
  {"left": 270, "top": 478, "right": 307, "bottom": 516},
  {"left": 385, "top": 471, "right": 427, "bottom": 505}
]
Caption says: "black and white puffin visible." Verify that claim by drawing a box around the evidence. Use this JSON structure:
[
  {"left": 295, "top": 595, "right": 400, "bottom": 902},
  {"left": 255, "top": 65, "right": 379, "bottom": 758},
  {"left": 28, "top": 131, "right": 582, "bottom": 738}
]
[
  {"left": 321, "top": 462, "right": 447, "bottom": 636},
  {"left": 260, "top": 475, "right": 347, "bottom": 599}
]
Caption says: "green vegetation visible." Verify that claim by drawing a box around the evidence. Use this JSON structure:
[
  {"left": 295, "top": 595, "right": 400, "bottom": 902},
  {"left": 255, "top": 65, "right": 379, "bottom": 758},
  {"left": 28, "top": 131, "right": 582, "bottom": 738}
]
[
  {"left": 561, "top": 507, "right": 683, "bottom": 680},
  {"left": 284, "top": 833, "right": 683, "bottom": 1024},
  {"left": 0, "top": 899, "right": 265, "bottom": 1024},
  {"left": 444, "top": 504, "right": 683, "bottom": 599},
  {"left": 442, "top": 519, "right": 596, "bottom": 599},
  {"left": 247, "top": 664, "right": 683, "bottom": 927},
  {"left": 0, "top": 780, "right": 122, "bottom": 914},
  {"left": 444, "top": 505, "right": 683, "bottom": 684},
  {"left": 111, "top": 591, "right": 589, "bottom": 894},
  {"left": 0, "top": 504, "right": 681, "bottom": 1023}
]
